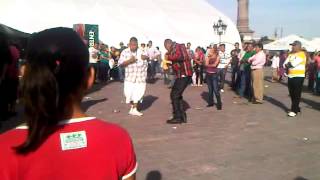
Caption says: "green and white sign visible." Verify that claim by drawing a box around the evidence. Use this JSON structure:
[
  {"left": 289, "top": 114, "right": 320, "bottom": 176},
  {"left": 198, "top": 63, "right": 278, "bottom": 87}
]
[
  {"left": 85, "top": 24, "right": 99, "bottom": 47},
  {"left": 60, "top": 131, "right": 87, "bottom": 151}
]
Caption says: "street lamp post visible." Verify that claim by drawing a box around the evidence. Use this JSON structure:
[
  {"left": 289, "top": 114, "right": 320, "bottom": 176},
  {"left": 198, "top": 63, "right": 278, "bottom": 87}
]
[{"left": 213, "top": 18, "right": 227, "bottom": 44}]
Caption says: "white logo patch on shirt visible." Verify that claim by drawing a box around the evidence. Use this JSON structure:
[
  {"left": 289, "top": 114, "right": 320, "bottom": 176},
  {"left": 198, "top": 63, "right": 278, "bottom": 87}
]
[{"left": 60, "top": 131, "right": 87, "bottom": 151}]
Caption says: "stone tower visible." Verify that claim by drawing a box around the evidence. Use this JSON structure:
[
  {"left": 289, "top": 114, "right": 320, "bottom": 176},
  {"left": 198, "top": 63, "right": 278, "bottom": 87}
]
[{"left": 237, "top": 0, "right": 254, "bottom": 40}]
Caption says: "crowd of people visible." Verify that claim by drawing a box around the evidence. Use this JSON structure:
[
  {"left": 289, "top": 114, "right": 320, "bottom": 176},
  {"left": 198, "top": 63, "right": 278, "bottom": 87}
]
[{"left": 0, "top": 27, "right": 320, "bottom": 179}]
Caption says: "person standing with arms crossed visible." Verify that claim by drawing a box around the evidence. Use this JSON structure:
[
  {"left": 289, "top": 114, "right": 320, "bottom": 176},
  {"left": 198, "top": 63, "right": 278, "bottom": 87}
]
[
  {"left": 283, "top": 40, "right": 307, "bottom": 117},
  {"left": 248, "top": 43, "right": 266, "bottom": 104}
]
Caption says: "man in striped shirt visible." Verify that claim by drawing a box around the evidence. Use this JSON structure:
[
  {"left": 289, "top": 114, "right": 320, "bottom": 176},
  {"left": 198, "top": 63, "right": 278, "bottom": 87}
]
[{"left": 218, "top": 44, "right": 231, "bottom": 92}]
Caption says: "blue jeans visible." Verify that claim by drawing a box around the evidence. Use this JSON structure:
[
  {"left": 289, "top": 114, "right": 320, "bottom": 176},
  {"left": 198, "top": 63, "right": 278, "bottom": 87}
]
[
  {"left": 217, "top": 68, "right": 227, "bottom": 90},
  {"left": 206, "top": 73, "right": 221, "bottom": 106},
  {"left": 238, "top": 70, "right": 252, "bottom": 98},
  {"left": 231, "top": 67, "right": 239, "bottom": 89},
  {"left": 150, "top": 60, "right": 159, "bottom": 78},
  {"left": 118, "top": 66, "right": 124, "bottom": 81}
]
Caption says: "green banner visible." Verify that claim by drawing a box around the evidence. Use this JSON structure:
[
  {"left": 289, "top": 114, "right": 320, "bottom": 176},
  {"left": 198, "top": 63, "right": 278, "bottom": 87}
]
[{"left": 84, "top": 24, "right": 99, "bottom": 47}]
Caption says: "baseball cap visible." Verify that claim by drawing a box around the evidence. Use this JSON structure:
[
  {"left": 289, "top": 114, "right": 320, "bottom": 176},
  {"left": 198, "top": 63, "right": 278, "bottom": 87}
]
[{"left": 290, "top": 40, "right": 302, "bottom": 46}]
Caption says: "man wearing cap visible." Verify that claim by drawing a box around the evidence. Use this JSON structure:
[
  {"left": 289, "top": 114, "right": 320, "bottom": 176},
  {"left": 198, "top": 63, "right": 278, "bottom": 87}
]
[{"left": 283, "top": 40, "right": 307, "bottom": 117}]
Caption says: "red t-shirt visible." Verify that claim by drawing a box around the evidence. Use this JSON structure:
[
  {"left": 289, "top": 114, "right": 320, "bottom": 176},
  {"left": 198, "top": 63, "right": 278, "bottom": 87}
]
[
  {"left": 315, "top": 56, "right": 320, "bottom": 71},
  {"left": 0, "top": 117, "right": 137, "bottom": 180}
]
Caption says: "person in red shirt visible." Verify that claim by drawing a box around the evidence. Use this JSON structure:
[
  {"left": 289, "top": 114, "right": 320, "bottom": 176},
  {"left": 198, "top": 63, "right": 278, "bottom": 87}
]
[
  {"left": 164, "top": 39, "right": 192, "bottom": 124},
  {"left": 314, "top": 52, "right": 320, "bottom": 94},
  {"left": 0, "top": 28, "right": 137, "bottom": 180}
]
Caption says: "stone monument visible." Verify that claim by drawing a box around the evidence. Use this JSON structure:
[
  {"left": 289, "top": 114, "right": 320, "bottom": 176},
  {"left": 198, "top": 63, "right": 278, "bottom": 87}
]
[{"left": 237, "top": 0, "right": 254, "bottom": 41}]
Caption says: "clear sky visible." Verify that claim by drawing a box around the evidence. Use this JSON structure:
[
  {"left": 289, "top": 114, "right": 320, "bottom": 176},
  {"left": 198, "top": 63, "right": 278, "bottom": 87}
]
[{"left": 207, "top": 0, "right": 320, "bottom": 39}]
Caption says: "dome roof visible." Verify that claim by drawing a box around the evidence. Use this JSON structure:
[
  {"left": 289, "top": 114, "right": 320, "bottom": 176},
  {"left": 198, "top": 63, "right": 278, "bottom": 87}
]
[{"left": 0, "top": 0, "right": 241, "bottom": 49}]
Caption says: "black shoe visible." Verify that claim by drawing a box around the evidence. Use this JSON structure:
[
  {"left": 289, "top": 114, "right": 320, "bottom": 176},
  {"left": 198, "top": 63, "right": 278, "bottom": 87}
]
[
  {"left": 182, "top": 113, "right": 187, "bottom": 123},
  {"left": 206, "top": 104, "right": 214, "bottom": 107},
  {"left": 167, "top": 118, "right": 183, "bottom": 124},
  {"left": 252, "top": 101, "right": 263, "bottom": 104},
  {"left": 217, "top": 104, "right": 222, "bottom": 110}
]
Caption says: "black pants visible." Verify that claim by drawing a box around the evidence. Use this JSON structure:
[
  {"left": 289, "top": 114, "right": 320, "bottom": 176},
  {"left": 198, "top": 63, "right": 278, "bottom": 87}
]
[
  {"left": 231, "top": 67, "right": 239, "bottom": 89},
  {"left": 194, "top": 65, "right": 204, "bottom": 85},
  {"left": 288, "top": 77, "right": 304, "bottom": 113},
  {"left": 98, "top": 62, "right": 110, "bottom": 82},
  {"left": 170, "top": 77, "right": 191, "bottom": 119},
  {"left": 218, "top": 68, "right": 226, "bottom": 90}
]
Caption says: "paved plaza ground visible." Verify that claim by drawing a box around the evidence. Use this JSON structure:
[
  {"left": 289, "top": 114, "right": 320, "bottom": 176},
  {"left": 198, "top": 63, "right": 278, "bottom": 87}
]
[{"left": 1, "top": 68, "right": 320, "bottom": 180}]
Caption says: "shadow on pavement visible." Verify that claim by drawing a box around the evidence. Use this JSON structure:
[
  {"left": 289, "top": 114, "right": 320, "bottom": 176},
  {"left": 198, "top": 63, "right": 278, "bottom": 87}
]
[
  {"left": 140, "top": 95, "right": 159, "bottom": 111},
  {"left": 301, "top": 97, "right": 320, "bottom": 111},
  {"left": 81, "top": 98, "right": 108, "bottom": 112},
  {"left": 201, "top": 91, "right": 209, "bottom": 105},
  {"left": 264, "top": 95, "right": 289, "bottom": 113},
  {"left": 146, "top": 170, "right": 162, "bottom": 180},
  {"left": 293, "top": 176, "right": 309, "bottom": 180}
]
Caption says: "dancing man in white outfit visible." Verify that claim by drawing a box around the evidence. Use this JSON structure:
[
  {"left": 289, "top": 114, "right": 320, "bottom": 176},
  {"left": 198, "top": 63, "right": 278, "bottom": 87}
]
[{"left": 119, "top": 37, "right": 149, "bottom": 116}]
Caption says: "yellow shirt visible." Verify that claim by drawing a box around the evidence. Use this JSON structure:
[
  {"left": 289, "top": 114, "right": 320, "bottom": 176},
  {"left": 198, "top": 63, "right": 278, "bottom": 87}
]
[
  {"left": 284, "top": 51, "right": 306, "bottom": 78},
  {"left": 161, "top": 57, "right": 172, "bottom": 70}
]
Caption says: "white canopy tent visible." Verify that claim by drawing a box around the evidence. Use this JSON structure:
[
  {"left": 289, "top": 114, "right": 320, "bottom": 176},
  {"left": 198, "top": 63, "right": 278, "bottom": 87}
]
[
  {"left": 0, "top": 0, "right": 241, "bottom": 51},
  {"left": 264, "top": 34, "right": 317, "bottom": 52},
  {"left": 310, "top": 38, "right": 320, "bottom": 51}
]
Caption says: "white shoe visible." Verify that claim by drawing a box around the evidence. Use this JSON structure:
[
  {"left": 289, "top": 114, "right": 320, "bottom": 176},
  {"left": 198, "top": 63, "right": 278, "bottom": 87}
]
[
  {"left": 129, "top": 108, "right": 143, "bottom": 116},
  {"left": 288, "top": 111, "right": 297, "bottom": 117},
  {"left": 220, "top": 89, "right": 224, "bottom": 93},
  {"left": 128, "top": 108, "right": 133, "bottom": 115}
]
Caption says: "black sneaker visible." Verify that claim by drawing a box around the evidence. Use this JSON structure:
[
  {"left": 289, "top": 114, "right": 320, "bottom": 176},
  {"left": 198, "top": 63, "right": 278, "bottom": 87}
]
[{"left": 167, "top": 118, "right": 183, "bottom": 124}]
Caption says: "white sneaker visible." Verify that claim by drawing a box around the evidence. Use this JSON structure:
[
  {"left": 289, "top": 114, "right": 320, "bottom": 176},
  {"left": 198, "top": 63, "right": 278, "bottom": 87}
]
[
  {"left": 129, "top": 108, "right": 143, "bottom": 116},
  {"left": 288, "top": 111, "right": 297, "bottom": 117},
  {"left": 220, "top": 89, "right": 224, "bottom": 93},
  {"left": 128, "top": 108, "right": 133, "bottom": 115}
]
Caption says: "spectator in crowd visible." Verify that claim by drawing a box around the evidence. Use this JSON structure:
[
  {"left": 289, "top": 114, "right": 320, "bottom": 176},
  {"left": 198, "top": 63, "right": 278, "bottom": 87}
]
[
  {"left": 284, "top": 40, "right": 307, "bottom": 117},
  {"left": 271, "top": 52, "right": 280, "bottom": 82},
  {"left": 193, "top": 47, "right": 204, "bottom": 87},
  {"left": 0, "top": 33, "right": 12, "bottom": 120},
  {"left": 248, "top": 43, "right": 266, "bottom": 104},
  {"left": 89, "top": 43, "right": 100, "bottom": 83},
  {"left": 161, "top": 52, "right": 172, "bottom": 85},
  {"left": 279, "top": 51, "right": 288, "bottom": 81},
  {"left": 118, "top": 42, "right": 127, "bottom": 82},
  {"left": 307, "top": 52, "right": 316, "bottom": 91},
  {"left": 5, "top": 43, "right": 20, "bottom": 115},
  {"left": 98, "top": 44, "right": 110, "bottom": 82},
  {"left": 218, "top": 44, "right": 231, "bottom": 93},
  {"left": 205, "top": 47, "right": 222, "bottom": 110},
  {"left": 238, "top": 43, "right": 255, "bottom": 100},
  {"left": 147, "top": 40, "right": 160, "bottom": 81},
  {"left": 0, "top": 28, "right": 137, "bottom": 180},
  {"left": 110, "top": 46, "right": 121, "bottom": 81},
  {"left": 313, "top": 51, "right": 320, "bottom": 94},
  {"left": 230, "top": 42, "right": 241, "bottom": 90}
]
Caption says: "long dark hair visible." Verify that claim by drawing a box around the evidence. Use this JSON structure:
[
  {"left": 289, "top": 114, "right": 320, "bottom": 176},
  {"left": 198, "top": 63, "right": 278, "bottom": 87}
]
[{"left": 15, "top": 27, "right": 89, "bottom": 154}]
